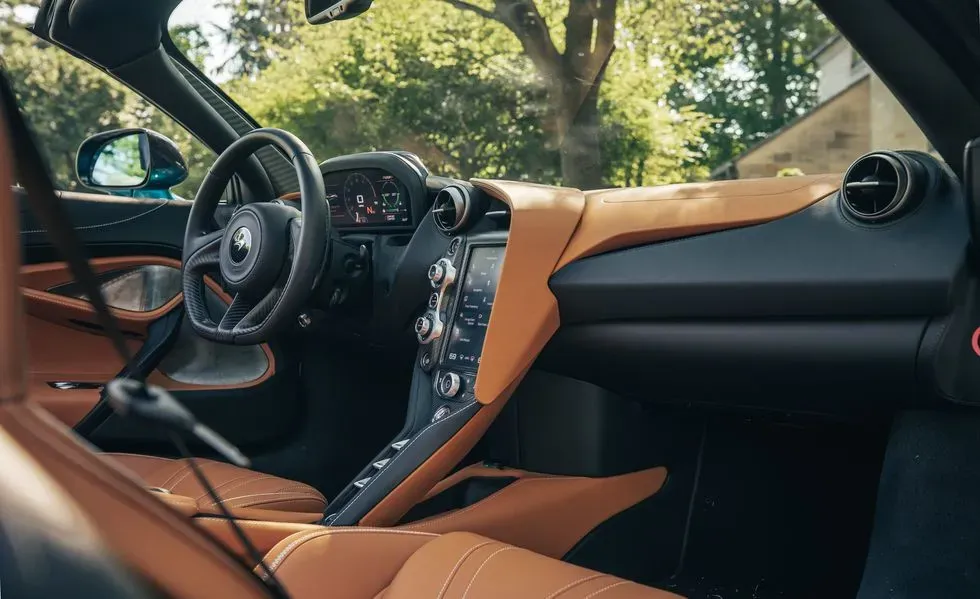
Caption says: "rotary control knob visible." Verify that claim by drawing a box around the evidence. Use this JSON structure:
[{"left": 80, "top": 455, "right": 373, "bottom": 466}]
[
  {"left": 414, "top": 315, "right": 432, "bottom": 337},
  {"left": 437, "top": 372, "right": 461, "bottom": 398},
  {"left": 415, "top": 312, "right": 443, "bottom": 344},
  {"left": 437, "top": 258, "right": 457, "bottom": 287},
  {"left": 428, "top": 262, "right": 445, "bottom": 286},
  {"left": 428, "top": 258, "right": 456, "bottom": 289}
]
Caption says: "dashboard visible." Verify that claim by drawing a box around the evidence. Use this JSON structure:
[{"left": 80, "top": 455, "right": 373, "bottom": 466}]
[{"left": 325, "top": 168, "right": 411, "bottom": 227}]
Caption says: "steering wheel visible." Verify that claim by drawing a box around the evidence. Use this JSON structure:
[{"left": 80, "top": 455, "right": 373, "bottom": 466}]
[{"left": 181, "top": 129, "right": 327, "bottom": 345}]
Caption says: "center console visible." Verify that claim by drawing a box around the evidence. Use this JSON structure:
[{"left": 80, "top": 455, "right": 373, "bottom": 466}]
[{"left": 322, "top": 231, "right": 507, "bottom": 526}]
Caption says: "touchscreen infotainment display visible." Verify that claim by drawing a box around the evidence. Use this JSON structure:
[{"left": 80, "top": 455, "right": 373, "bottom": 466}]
[{"left": 443, "top": 246, "right": 504, "bottom": 369}]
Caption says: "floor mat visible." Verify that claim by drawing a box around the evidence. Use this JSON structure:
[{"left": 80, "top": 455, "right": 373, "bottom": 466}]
[{"left": 657, "top": 415, "right": 888, "bottom": 599}]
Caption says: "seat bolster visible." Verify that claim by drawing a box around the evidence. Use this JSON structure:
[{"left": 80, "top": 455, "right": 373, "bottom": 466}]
[
  {"left": 263, "top": 528, "right": 439, "bottom": 599},
  {"left": 384, "top": 532, "right": 683, "bottom": 599},
  {"left": 103, "top": 452, "right": 327, "bottom": 518}
]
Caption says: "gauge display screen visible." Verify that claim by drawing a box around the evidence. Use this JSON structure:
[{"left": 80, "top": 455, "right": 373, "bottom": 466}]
[
  {"left": 323, "top": 168, "right": 410, "bottom": 227},
  {"left": 443, "top": 246, "right": 505, "bottom": 370}
]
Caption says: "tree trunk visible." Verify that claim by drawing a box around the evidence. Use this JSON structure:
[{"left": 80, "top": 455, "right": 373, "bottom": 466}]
[
  {"left": 767, "top": 0, "right": 786, "bottom": 126},
  {"left": 558, "top": 79, "right": 603, "bottom": 190}
]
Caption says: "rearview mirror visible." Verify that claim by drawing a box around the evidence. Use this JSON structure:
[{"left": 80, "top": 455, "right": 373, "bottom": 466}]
[
  {"left": 306, "top": 0, "right": 373, "bottom": 24},
  {"left": 76, "top": 128, "right": 188, "bottom": 192}
]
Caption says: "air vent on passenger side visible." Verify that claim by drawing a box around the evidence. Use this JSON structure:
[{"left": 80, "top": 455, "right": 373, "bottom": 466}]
[
  {"left": 432, "top": 185, "right": 470, "bottom": 233},
  {"left": 840, "top": 151, "right": 925, "bottom": 223}
]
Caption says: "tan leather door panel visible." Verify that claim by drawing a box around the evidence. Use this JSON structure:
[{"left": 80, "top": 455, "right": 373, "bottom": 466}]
[{"left": 21, "top": 256, "right": 275, "bottom": 426}]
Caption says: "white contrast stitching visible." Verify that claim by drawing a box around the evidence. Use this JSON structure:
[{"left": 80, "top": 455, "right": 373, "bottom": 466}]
[
  {"left": 582, "top": 581, "right": 630, "bottom": 598},
  {"left": 435, "top": 541, "right": 495, "bottom": 599},
  {"left": 332, "top": 400, "right": 480, "bottom": 524},
  {"left": 460, "top": 546, "right": 516, "bottom": 599},
  {"left": 20, "top": 202, "right": 169, "bottom": 234},
  {"left": 544, "top": 574, "right": 606, "bottom": 599},
  {"left": 194, "top": 474, "right": 274, "bottom": 501},
  {"left": 265, "top": 528, "right": 437, "bottom": 573}
]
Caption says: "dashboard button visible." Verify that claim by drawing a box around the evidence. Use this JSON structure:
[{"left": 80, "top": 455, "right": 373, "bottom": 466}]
[
  {"left": 438, "top": 372, "right": 462, "bottom": 398},
  {"left": 428, "top": 262, "right": 445, "bottom": 286},
  {"left": 419, "top": 352, "right": 433, "bottom": 370},
  {"left": 448, "top": 237, "right": 462, "bottom": 256},
  {"left": 432, "top": 405, "right": 452, "bottom": 422},
  {"left": 428, "top": 292, "right": 440, "bottom": 310}
]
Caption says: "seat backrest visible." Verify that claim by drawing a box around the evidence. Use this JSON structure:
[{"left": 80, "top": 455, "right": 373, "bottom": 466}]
[{"left": 0, "top": 81, "right": 270, "bottom": 599}]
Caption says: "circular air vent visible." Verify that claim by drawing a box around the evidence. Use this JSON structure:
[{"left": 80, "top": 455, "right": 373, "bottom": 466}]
[
  {"left": 432, "top": 185, "right": 470, "bottom": 233},
  {"left": 841, "top": 151, "right": 924, "bottom": 223}
]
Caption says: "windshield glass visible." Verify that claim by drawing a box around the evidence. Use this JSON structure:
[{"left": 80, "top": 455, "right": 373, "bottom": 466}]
[{"left": 169, "top": 0, "right": 941, "bottom": 190}]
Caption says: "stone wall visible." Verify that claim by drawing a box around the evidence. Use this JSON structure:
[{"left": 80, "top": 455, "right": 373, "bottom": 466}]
[
  {"left": 869, "top": 75, "right": 931, "bottom": 153},
  {"left": 734, "top": 77, "right": 871, "bottom": 179}
]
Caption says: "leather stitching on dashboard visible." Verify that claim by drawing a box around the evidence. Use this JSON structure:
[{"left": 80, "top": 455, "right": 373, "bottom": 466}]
[
  {"left": 332, "top": 400, "right": 480, "bottom": 524},
  {"left": 20, "top": 202, "right": 169, "bottom": 235}
]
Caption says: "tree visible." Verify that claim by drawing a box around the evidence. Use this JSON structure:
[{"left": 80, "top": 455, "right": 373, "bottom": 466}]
[
  {"left": 667, "top": 0, "right": 834, "bottom": 170},
  {"left": 437, "top": 0, "right": 616, "bottom": 189},
  {"left": 216, "top": 0, "right": 303, "bottom": 76},
  {"left": 227, "top": 0, "right": 714, "bottom": 187},
  {"left": 1, "top": 8, "right": 214, "bottom": 196}
]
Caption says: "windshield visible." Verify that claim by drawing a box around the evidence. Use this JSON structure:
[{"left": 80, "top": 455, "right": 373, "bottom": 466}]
[{"left": 169, "top": 0, "right": 940, "bottom": 191}]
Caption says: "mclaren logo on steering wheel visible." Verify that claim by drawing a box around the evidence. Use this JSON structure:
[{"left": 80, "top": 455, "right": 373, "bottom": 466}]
[{"left": 230, "top": 226, "right": 252, "bottom": 264}]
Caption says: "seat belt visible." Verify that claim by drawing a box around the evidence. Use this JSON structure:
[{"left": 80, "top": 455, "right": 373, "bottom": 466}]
[{"left": 0, "top": 70, "right": 289, "bottom": 599}]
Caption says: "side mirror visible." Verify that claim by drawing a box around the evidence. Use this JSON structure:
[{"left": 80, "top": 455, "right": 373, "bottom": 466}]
[
  {"left": 306, "top": 0, "right": 373, "bottom": 24},
  {"left": 76, "top": 128, "right": 188, "bottom": 192}
]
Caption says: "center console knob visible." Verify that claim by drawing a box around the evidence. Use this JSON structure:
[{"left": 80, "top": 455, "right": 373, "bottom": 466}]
[
  {"left": 414, "top": 315, "right": 432, "bottom": 337},
  {"left": 437, "top": 258, "right": 457, "bottom": 287},
  {"left": 416, "top": 312, "right": 443, "bottom": 344},
  {"left": 438, "top": 372, "right": 461, "bottom": 398},
  {"left": 428, "top": 262, "right": 445, "bottom": 286}
]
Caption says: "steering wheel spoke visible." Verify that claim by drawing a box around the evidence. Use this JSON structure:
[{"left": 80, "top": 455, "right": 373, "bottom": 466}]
[{"left": 183, "top": 229, "right": 224, "bottom": 273}]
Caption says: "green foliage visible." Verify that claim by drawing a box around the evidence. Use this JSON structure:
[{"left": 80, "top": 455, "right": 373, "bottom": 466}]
[
  {"left": 1, "top": 0, "right": 836, "bottom": 193},
  {"left": 667, "top": 0, "right": 835, "bottom": 170},
  {"left": 228, "top": 0, "right": 716, "bottom": 187},
  {"left": 0, "top": 5, "right": 213, "bottom": 196}
]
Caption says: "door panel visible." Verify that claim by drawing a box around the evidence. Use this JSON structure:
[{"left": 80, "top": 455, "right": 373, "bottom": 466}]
[{"left": 18, "top": 191, "right": 299, "bottom": 448}]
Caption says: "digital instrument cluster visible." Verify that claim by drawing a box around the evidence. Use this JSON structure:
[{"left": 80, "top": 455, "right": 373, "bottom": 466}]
[{"left": 324, "top": 168, "right": 411, "bottom": 227}]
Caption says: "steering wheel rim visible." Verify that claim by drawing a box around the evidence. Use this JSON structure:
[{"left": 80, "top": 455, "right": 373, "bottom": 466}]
[{"left": 181, "top": 128, "right": 327, "bottom": 345}]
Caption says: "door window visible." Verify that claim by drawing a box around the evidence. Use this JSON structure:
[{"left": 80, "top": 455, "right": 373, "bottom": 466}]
[{"left": 1, "top": 9, "right": 213, "bottom": 199}]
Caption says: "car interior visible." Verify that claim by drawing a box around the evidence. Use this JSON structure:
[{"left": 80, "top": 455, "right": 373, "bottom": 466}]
[{"left": 5, "top": 0, "right": 980, "bottom": 598}]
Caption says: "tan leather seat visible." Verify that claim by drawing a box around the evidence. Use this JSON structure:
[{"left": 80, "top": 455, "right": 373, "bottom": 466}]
[
  {"left": 263, "top": 528, "right": 680, "bottom": 598},
  {"left": 103, "top": 452, "right": 327, "bottom": 522}
]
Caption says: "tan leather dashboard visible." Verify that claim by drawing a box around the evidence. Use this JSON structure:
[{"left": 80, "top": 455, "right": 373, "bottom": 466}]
[
  {"left": 556, "top": 174, "right": 841, "bottom": 270},
  {"left": 360, "top": 174, "right": 841, "bottom": 527}
]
